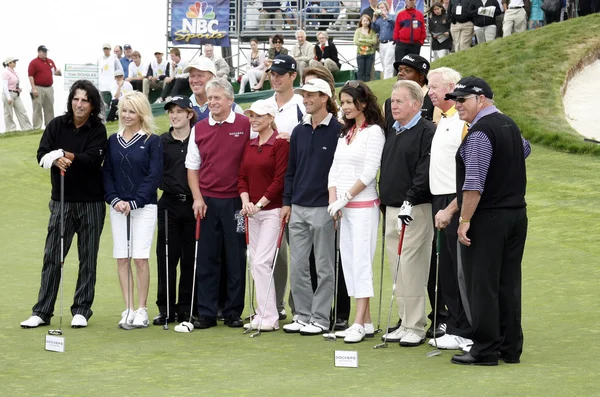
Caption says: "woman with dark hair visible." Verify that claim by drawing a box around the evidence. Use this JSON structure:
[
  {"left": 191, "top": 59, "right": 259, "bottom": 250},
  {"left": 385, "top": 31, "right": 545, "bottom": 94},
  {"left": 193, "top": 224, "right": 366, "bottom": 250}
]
[
  {"left": 239, "top": 38, "right": 266, "bottom": 94},
  {"left": 254, "top": 35, "right": 289, "bottom": 91},
  {"left": 354, "top": 14, "right": 377, "bottom": 82},
  {"left": 326, "top": 81, "right": 385, "bottom": 343}
]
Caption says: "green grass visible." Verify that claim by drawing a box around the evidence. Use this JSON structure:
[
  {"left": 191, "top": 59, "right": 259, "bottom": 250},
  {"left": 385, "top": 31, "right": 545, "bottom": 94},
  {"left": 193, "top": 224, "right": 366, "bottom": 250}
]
[{"left": 2, "top": 18, "right": 600, "bottom": 396}]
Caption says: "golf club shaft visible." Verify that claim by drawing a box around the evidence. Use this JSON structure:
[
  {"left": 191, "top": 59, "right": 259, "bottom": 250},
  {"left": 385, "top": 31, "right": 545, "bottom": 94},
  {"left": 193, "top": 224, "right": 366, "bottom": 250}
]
[
  {"left": 376, "top": 216, "right": 386, "bottom": 332},
  {"left": 245, "top": 215, "right": 255, "bottom": 317},
  {"left": 165, "top": 209, "right": 169, "bottom": 327},
  {"left": 189, "top": 216, "right": 201, "bottom": 324},
  {"left": 126, "top": 213, "right": 132, "bottom": 323},
  {"left": 59, "top": 170, "right": 65, "bottom": 331},
  {"left": 332, "top": 222, "right": 340, "bottom": 332},
  {"left": 432, "top": 229, "right": 441, "bottom": 349}
]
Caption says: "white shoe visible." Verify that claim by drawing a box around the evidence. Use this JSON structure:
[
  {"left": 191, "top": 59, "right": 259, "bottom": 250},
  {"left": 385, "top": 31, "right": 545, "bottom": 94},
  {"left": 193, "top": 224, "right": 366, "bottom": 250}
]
[
  {"left": 399, "top": 331, "right": 426, "bottom": 347},
  {"left": 283, "top": 319, "right": 307, "bottom": 333},
  {"left": 119, "top": 309, "right": 135, "bottom": 330},
  {"left": 299, "top": 322, "right": 327, "bottom": 335},
  {"left": 381, "top": 327, "right": 407, "bottom": 342},
  {"left": 154, "top": 97, "right": 164, "bottom": 104},
  {"left": 165, "top": 96, "right": 173, "bottom": 102},
  {"left": 344, "top": 324, "right": 366, "bottom": 343},
  {"left": 429, "top": 334, "right": 472, "bottom": 349},
  {"left": 334, "top": 329, "right": 348, "bottom": 338},
  {"left": 132, "top": 308, "right": 149, "bottom": 328},
  {"left": 20, "top": 315, "right": 47, "bottom": 328},
  {"left": 71, "top": 314, "right": 87, "bottom": 328},
  {"left": 364, "top": 323, "right": 375, "bottom": 337},
  {"left": 243, "top": 320, "right": 260, "bottom": 330},
  {"left": 459, "top": 341, "right": 473, "bottom": 352}
]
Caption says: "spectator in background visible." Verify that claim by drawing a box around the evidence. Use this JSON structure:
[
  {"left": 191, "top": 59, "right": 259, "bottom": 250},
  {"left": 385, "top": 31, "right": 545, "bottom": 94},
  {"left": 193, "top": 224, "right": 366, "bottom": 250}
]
[
  {"left": 372, "top": 1, "right": 396, "bottom": 79},
  {"left": 449, "top": 0, "right": 475, "bottom": 52},
  {"left": 120, "top": 44, "right": 133, "bottom": 78},
  {"left": 127, "top": 51, "right": 147, "bottom": 92},
  {"left": 309, "top": 31, "right": 341, "bottom": 73},
  {"left": 354, "top": 15, "right": 378, "bottom": 82},
  {"left": 528, "top": 0, "right": 545, "bottom": 29},
  {"left": 98, "top": 43, "right": 123, "bottom": 97},
  {"left": 245, "top": 0, "right": 262, "bottom": 30},
  {"left": 471, "top": 0, "right": 500, "bottom": 44},
  {"left": 328, "top": 0, "right": 361, "bottom": 31},
  {"left": 502, "top": 0, "right": 528, "bottom": 36},
  {"left": 107, "top": 70, "right": 133, "bottom": 122},
  {"left": 28, "top": 45, "right": 61, "bottom": 130},
  {"left": 114, "top": 45, "right": 123, "bottom": 60},
  {"left": 239, "top": 39, "right": 266, "bottom": 94},
  {"left": 155, "top": 48, "right": 189, "bottom": 104},
  {"left": 203, "top": 44, "right": 230, "bottom": 80},
  {"left": 2, "top": 56, "right": 32, "bottom": 132},
  {"left": 394, "top": 0, "right": 426, "bottom": 61},
  {"left": 260, "top": 0, "right": 284, "bottom": 30},
  {"left": 292, "top": 30, "right": 313, "bottom": 79},
  {"left": 143, "top": 51, "right": 169, "bottom": 99},
  {"left": 428, "top": 2, "right": 452, "bottom": 60},
  {"left": 254, "top": 35, "right": 289, "bottom": 91},
  {"left": 361, "top": 0, "right": 379, "bottom": 19}
]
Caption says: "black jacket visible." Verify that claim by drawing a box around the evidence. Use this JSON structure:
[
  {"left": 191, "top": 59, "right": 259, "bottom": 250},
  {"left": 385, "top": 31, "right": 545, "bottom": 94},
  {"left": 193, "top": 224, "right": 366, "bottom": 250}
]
[
  {"left": 470, "top": 0, "right": 502, "bottom": 26},
  {"left": 314, "top": 40, "right": 341, "bottom": 69},
  {"left": 448, "top": 0, "right": 476, "bottom": 23}
]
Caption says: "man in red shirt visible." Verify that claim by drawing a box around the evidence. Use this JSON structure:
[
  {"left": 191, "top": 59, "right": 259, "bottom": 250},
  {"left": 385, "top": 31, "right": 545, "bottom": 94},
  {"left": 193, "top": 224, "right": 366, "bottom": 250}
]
[
  {"left": 28, "top": 45, "right": 62, "bottom": 130},
  {"left": 393, "top": 0, "right": 426, "bottom": 64}
]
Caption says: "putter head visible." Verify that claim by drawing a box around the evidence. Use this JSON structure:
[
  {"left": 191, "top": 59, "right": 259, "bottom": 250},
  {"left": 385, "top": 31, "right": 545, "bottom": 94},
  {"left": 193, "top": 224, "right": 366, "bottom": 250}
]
[
  {"left": 374, "top": 328, "right": 383, "bottom": 334},
  {"left": 48, "top": 329, "right": 63, "bottom": 336},
  {"left": 322, "top": 332, "right": 337, "bottom": 341},
  {"left": 373, "top": 342, "right": 388, "bottom": 349},
  {"left": 163, "top": 324, "right": 169, "bottom": 330},
  {"left": 426, "top": 349, "right": 442, "bottom": 357},
  {"left": 249, "top": 331, "right": 261, "bottom": 338}
]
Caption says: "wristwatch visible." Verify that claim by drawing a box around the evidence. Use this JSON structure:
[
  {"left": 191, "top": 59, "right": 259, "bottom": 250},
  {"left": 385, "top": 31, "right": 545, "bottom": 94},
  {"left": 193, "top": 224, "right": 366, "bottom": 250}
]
[{"left": 256, "top": 202, "right": 263, "bottom": 210}]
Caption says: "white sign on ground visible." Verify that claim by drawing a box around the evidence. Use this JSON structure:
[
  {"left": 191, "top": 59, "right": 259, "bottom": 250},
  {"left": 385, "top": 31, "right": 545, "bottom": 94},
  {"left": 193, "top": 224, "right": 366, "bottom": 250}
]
[
  {"left": 334, "top": 350, "right": 358, "bottom": 368},
  {"left": 63, "top": 64, "right": 98, "bottom": 91},
  {"left": 45, "top": 335, "right": 65, "bottom": 353}
]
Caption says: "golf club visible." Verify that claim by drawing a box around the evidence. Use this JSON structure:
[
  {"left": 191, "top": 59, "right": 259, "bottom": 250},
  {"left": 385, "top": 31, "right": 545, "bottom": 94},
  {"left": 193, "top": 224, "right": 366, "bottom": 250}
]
[
  {"left": 250, "top": 219, "right": 287, "bottom": 338},
  {"left": 119, "top": 213, "right": 136, "bottom": 330},
  {"left": 244, "top": 215, "right": 256, "bottom": 322},
  {"left": 426, "top": 229, "right": 442, "bottom": 358},
  {"left": 48, "top": 170, "right": 65, "bottom": 336},
  {"left": 323, "top": 219, "right": 341, "bottom": 342},
  {"left": 174, "top": 216, "right": 200, "bottom": 333},
  {"left": 374, "top": 223, "right": 406, "bottom": 349},
  {"left": 164, "top": 209, "right": 170, "bottom": 331},
  {"left": 375, "top": 214, "right": 386, "bottom": 334}
]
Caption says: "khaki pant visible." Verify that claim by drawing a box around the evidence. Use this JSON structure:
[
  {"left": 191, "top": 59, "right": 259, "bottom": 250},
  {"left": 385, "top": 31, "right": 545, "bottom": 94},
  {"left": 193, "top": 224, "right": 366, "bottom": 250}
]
[
  {"left": 32, "top": 85, "right": 55, "bottom": 130},
  {"left": 384, "top": 204, "right": 433, "bottom": 337},
  {"left": 451, "top": 22, "right": 474, "bottom": 52},
  {"left": 503, "top": 8, "right": 527, "bottom": 36},
  {"left": 309, "top": 59, "right": 339, "bottom": 73},
  {"left": 142, "top": 78, "right": 164, "bottom": 98},
  {"left": 3, "top": 92, "right": 32, "bottom": 132}
]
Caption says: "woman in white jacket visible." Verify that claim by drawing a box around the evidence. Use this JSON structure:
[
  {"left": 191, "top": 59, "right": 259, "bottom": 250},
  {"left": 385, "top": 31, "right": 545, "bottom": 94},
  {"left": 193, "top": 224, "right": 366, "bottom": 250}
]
[{"left": 327, "top": 80, "right": 385, "bottom": 343}]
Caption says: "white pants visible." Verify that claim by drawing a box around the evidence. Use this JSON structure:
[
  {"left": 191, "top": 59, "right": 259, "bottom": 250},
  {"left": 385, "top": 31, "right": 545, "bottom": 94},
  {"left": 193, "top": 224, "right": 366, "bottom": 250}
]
[
  {"left": 239, "top": 69, "right": 265, "bottom": 93},
  {"left": 432, "top": 50, "right": 450, "bottom": 61},
  {"left": 2, "top": 92, "right": 32, "bottom": 132},
  {"left": 503, "top": 8, "right": 527, "bottom": 36},
  {"left": 110, "top": 205, "right": 157, "bottom": 259},
  {"left": 378, "top": 41, "right": 396, "bottom": 79},
  {"left": 340, "top": 204, "right": 379, "bottom": 298},
  {"left": 474, "top": 24, "right": 497, "bottom": 44}
]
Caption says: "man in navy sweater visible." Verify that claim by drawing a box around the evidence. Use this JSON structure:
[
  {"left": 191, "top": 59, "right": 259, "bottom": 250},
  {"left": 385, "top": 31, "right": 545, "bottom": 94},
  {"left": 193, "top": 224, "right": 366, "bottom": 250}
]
[{"left": 281, "top": 78, "right": 342, "bottom": 335}]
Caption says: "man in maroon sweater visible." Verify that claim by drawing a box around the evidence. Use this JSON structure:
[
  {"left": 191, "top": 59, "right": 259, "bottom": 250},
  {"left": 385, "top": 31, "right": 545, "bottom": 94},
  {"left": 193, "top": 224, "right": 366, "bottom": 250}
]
[{"left": 185, "top": 78, "right": 251, "bottom": 329}]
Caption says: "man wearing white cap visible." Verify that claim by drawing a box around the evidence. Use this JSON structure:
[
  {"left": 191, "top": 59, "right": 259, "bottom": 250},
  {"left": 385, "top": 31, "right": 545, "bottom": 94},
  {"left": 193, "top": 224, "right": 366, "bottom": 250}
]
[
  {"left": 98, "top": 43, "right": 123, "bottom": 96},
  {"left": 281, "top": 78, "right": 342, "bottom": 335}
]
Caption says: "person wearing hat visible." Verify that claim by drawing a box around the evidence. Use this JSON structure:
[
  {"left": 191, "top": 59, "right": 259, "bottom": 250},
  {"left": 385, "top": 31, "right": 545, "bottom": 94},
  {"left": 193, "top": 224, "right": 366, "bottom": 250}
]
[
  {"left": 393, "top": 0, "right": 426, "bottom": 61},
  {"left": 106, "top": 70, "right": 133, "bottom": 122},
  {"left": 155, "top": 48, "right": 189, "bottom": 104},
  {"left": 143, "top": 51, "right": 169, "bottom": 100},
  {"left": 446, "top": 76, "right": 530, "bottom": 366},
  {"left": 153, "top": 96, "right": 199, "bottom": 326},
  {"left": 280, "top": 78, "right": 342, "bottom": 336},
  {"left": 2, "top": 56, "right": 32, "bottom": 132},
  {"left": 379, "top": 80, "right": 436, "bottom": 346},
  {"left": 238, "top": 99, "right": 290, "bottom": 331},
  {"left": 98, "top": 43, "right": 124, "bottom": 97},
  {"left": 120, "top": 44, "right": 134, "bottom": 78},
  {"left": 28, "top": 45, "right": 61, "bottom": 130}
]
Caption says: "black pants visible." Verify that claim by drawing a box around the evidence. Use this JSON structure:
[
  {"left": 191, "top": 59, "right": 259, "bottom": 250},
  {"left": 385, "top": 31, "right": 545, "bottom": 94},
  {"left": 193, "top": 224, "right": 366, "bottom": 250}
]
[
  {"left": 107, "top": 99, "right": 119, "bottom": 122},
  {"left": 461, "top": 208, "right": 527, "bottom": 360},
  {"left": 130, "top": 80, "right": 143, "bottom": 92},
  {"left": 432, "top": 194, "right": 471, "bottom": 337},
  {"left": 160, "top": 78, "right": 189, "bottom": 100},
  {"left": 156, "top": 194, "right": 197, "bottom": 318},
  {"left": 32, "top": 201, "right": 105, "bottom": 322},
  {"left": 395, "top": 43, "right": 422, "bottom": 67},
  {"left": 197, "top": 196, "right": 246, "bottom": 319}
]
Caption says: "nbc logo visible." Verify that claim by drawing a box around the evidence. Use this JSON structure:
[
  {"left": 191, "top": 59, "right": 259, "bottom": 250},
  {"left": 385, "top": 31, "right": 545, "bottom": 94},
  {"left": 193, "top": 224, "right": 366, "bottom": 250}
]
[
  {"left": 186, "top": 1, "right": 216, "bottom": 19},
  {"left": 177, "top": 0, "right": 225, "bottom": 42}
]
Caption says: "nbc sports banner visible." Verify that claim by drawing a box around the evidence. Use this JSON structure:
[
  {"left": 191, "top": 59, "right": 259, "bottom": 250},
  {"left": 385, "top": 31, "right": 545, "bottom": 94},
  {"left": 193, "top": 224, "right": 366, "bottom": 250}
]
[
  {"left": 360, "top": 0, "right": 426, "bottom": 14},
  {"left": 170, "top": 0, "right": 230, "bottom": 47}
]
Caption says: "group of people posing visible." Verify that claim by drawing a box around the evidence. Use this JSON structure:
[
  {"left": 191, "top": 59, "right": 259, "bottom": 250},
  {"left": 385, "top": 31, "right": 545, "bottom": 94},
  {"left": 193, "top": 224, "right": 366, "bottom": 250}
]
[{"left": 21, "top": 51, "right": 529, "bottom": 366}]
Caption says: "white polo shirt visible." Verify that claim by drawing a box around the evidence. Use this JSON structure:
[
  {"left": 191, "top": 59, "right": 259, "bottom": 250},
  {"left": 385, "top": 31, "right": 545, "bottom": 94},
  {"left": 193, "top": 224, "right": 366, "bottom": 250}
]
[
  {"left": 266, "top": 93, "right": 306, "bottom": 135},
  {"left": 429, "top": 106, "right": 465, "bottom": 195}
]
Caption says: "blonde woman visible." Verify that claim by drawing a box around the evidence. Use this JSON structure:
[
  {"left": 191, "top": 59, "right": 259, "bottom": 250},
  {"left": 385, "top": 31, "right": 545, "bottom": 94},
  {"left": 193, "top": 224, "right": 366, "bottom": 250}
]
[{"left": 103, "top": 91, "right": 163, "bottom": 329}]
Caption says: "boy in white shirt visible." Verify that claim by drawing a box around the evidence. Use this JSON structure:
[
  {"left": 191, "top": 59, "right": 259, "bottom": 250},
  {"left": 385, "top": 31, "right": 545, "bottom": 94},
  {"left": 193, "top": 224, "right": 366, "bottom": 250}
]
[
  {"left": 143, "top": 51, "right": 169, "bottom": 99},
  {"left": 107, "top": 70, "right": 134, "bottom": 122},
  {"left": 126, "top": 51, "right": 147, "bottom": 92}
]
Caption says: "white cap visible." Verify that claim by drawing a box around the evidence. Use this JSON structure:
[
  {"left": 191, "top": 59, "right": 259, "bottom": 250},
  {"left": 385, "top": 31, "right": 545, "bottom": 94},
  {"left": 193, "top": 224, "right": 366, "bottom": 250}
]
[
  {"left": 4, "top": 56, "right": 18, "bottom": 64},
  {"left": 294, "top": 78, "right": 332, "bottom": 98},
  {"left": 183, "top": 56, "right": 216, "bottom": 76},
  {"left": 244, "top": 99, "right": 277, "bottom": 117}
]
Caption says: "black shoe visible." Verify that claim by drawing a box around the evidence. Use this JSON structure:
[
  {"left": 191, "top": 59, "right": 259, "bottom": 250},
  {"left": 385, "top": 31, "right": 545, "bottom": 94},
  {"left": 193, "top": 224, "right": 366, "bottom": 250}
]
[
  {"left": 177, "top": 313, "right": 198, "bottom": 323},
  {"left": 152, "top": 313, "right": 176, "bottom": 325},
  {"left": 498, "top": 352, "right": 521, "bottom": 364},
  {"left": 193, "top": 316, "right": 217, "bottom": 329},
  {"left": 334, "top": 318, "right": 348, "bottom": 331},
  {"left": 278, "top": 310, "right": 287, "bottom": 321},
  {"left": 216, "top": 309, "right": 225, "bottom": 321},
  {"left": 224, "top": 316, "right": 244, "bottom": 328},
  {"left": 451, "top": 352, "right": 498, "bottom": 366},
  {"left": 387, "top": 319, "right": 402, "bottom": 333},
  {"left": 426, "top": 322, "right": 446, "bottom": 338}
]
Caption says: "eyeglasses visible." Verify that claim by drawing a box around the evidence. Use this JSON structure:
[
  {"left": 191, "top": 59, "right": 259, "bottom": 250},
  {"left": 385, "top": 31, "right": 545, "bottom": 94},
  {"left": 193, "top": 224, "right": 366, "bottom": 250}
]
[
  {"left": 344, "top": 80, "right": 360, "bottom": 88},
  {"left": 273, "top": 40, "right": 283, "bottom": 44},
  {"left": 455, "top": 95, "right": 477, "bottom": 103}
]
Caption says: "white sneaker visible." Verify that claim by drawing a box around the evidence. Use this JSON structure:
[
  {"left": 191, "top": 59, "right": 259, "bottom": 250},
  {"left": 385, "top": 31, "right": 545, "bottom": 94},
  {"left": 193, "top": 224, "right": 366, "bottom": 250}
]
[
  {"left": 154, "top": 97, "right": 164, "bottom": 104},
  {"left": 381, "top": 327, "right": 407, "bottom": 342},
  {"left": 20, "top": 315, "right": 47, "bottom": 328},
  {"left": 364, "top": 323, "right": 375, "bottom": 338},
  {"left": 399, "top": 331, "right": 425, "bottom": 347},
  {"left": 459, "top": 341, "right": 473, "bottom": 352},
  {"left": 165, "top": 96, "right": 173, "bottom": 102},
  {"left": 71, "top": 314, "right": 88, "bottom": 328},
  {"left": 344, "top": 324, "right": 366, "bottom": 343},
  {"left": 119, "top": 309, "right": 135, "bottom": 329},
  {"left": 243, "top": 320, "right": 260, "bottom": 330},
  {"left": 299, "top": 322, "right": 327, "bottom": 335},
  {"left": 132, "top": 308, "right": 149, "bottom": 328},
  {"left": 429, "top": 334, "right": 473, "bottom": 349},
  {"left": 283, "top": 319, "right": 307, "bottom": 333}
]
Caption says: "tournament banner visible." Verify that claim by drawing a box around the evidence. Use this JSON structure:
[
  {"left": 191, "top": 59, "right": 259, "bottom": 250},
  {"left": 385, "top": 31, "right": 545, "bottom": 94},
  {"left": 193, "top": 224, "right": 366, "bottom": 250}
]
[
  {"left": 170, "top": 0, "right": 231, "bottom": 47},
  {"left": 360, "top": 0, "right": 426, "bottom": 14}
]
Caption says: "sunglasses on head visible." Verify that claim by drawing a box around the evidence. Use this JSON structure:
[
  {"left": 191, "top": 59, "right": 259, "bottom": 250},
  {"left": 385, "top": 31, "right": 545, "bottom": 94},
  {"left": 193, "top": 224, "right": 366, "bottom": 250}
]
[
  {"left": 344, "top": 80, "right": 361, "bottom": 88},
  {"left": 455, "top": 95, "right": 477, "bottom": 103}
]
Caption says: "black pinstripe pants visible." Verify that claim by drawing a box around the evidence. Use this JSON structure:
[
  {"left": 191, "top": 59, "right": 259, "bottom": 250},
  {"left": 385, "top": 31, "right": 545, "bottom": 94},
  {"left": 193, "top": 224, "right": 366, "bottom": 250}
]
[{"left": 31, "top": 201, "right": 106, "bottom": 322}]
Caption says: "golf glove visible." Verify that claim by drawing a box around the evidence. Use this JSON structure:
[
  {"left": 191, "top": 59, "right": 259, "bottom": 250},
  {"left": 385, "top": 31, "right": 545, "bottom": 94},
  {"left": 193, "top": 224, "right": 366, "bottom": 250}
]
[
  {"left": 397, "top": 201, "right": 413, "bottom": 227},
  {"left": 39, "top": 149, "right": 64, "bottom": 169},
  {"left": 327, "top": 192, "right": 352, "bottom": 217}
]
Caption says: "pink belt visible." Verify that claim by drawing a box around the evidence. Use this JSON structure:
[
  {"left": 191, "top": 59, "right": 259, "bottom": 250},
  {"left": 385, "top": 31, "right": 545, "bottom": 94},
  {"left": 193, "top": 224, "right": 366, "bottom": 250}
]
[{"left": 346, "top": 198, "right": 381, "bottom": 209}]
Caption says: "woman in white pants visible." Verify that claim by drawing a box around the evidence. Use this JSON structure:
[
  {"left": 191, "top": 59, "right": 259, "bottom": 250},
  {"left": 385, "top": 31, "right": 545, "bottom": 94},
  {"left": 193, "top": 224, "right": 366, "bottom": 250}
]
[
  {"left": 2, "top": 57, "right": 32, "bottom": 132},
  {"left": 327, "top": 81, "right": 385, "bottom": 343},
  {"left": 238, "top": 100, "right": 289, "bottom": 331},
  {"left": 239, "top": 39, "right": 266, "bottom": 94}
]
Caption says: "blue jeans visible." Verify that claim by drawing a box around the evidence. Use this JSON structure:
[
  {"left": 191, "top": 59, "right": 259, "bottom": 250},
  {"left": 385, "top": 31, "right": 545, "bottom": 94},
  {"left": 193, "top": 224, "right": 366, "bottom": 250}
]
[{"left": 356, "top": 54, "right": 375, "bottom": 82}]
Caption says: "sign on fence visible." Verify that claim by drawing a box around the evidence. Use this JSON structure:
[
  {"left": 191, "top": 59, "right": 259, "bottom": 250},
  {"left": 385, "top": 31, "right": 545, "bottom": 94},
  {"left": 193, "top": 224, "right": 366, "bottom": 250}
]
[{"left": 63, "top": 64, "right": 99, "bottom": 91}]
